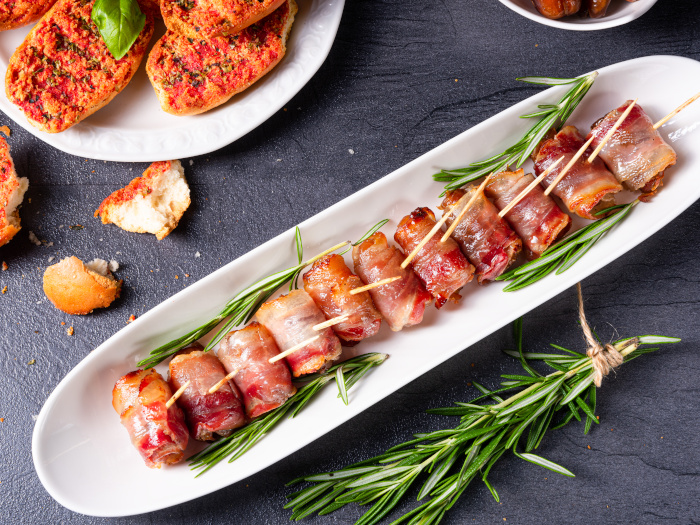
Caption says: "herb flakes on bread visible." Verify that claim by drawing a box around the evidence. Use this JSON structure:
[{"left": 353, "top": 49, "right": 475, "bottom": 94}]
[
  {"left": 147, "top": 0, "right": 296, "bottom": 116},
  {"left": 43, "top": 256, "right": 122, "bottom": 315},
  {"left": 95, "top": 160, "right": 190, "bottom": 240},
  {"left": 5, "top": 0, "right": 155, "bottom": 133},
  {"left": 0, "top": 0, "right": 58, "bottom": 31},
  {"left": 0, "top": 137, "right": 28, "bottom": 248}
]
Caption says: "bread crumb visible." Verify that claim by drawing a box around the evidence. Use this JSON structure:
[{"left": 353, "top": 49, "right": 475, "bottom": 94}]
[
  {"left": 185, "top": 273, "right": 190, "bottom": 277},
  {"left": 195, "top": 251, "right": 201, "bottom": 258},
  {"left": 128, "top": 314, "right": 136, "bottom": 323},
  {"left": 189, "top": 159, "right": 193, "bottom": 166},
  {"left": 28, "top": 231, "right": 41, "bottom": 246},
  {"left": 108, "top": 260, "right": 119, "bottom": 273},
  {"left": 48, "top": 256, "right": 54, "bottom": 263},
  {"left": 0, "top": 418, "right": 4, "bottom": 422},
  {"left": 67, "top": 326, "right": 74, "bottom": 336},
  {"left": 28, "top": 358, "right": 35, "bottom": 365},
  {"left": 69, "top": 224, "right": 83, "bottom": 230},
  {"left": 587, "top": 445, "right": 591, "bottom": 449},
  {"left": 61, "top": 321, "right": 65, "bottom": 325},
  {"left": 175, "top": 275, "right": 179, "bottom": 279},
  {"left": 1, "top": 286, "right": 6, "bottom": 294},
  {"left": 348, "top": 149, "right": 354, "bottom": 155},
  {"left": 1, "top": 261, "right": 6, "bottom": 271},
  {"left": 0, "top": 125, "right": 10, "bottom": 137}
]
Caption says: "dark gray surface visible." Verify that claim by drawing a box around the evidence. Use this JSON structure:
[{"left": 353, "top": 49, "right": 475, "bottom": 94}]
[{"left": 1, "top": 1, "right": 699, "bottom": 523}]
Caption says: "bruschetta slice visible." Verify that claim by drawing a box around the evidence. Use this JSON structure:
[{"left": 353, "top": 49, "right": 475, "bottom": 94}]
[
  {"left": 161, "top": 0, "right": 285, "bottom": 39},
  {"left": 0, "top": 136, "right": 28, "bottom": 248},
  {"left": 147, "top": 0, "right": 296, "bottom": 116},
  {"left": 5, "top": 0, "right": 154, "bottom": 133},
  {"left": 0, "top": 0, "right": 57, "bottom": 32}
]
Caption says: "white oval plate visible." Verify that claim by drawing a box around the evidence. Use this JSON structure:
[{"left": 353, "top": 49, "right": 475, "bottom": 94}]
[
  {"left": 32, "top": 55, "right": 700, "bottom": 517},
  {"left": 498, "top": 0, "right": 657, "bottom": 30},
  {"left": 0, "top": 0, "right": 344, "bottom": 162}
]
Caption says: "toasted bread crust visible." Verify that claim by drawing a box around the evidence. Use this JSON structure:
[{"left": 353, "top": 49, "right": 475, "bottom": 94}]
[
  {"left": 147, "top": 0, "right": 296, "bottom": 116},
  {"left": 0, "top": 137, "right": 28, "bottom": 248},
  {"left": 43, "top": 256, "right": 122, "bottom": 315},
  {"left": 95, "top": 160, "right": 190, "bottom": 240},
  {"left": 161, "top": 0, "right": 285, "bottom": 40},
  {"left": 5, "top": 0, "right": 154, "bottom": 133},
  {"left": 0, "top": 0, "right": 57, "bottom": 31}
]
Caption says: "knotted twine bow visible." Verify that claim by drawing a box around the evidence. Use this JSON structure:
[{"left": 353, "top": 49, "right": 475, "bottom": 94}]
[{"left": 576, "top": 283, "right": 624, "bottom": 387}]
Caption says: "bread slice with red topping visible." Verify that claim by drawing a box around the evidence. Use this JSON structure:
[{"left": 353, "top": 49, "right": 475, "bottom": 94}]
[
  {"left": 161, "top": 0, "right": 285, "bottom": 40},
  {"left": 95, "top": 160, "right": 190, "bottom": 240},
  {"left": 0, "top": 137, "right": 28, "bottom": 248},
  {"left": 0, "top": 0, "right": 58, "bottom": 31},
  {"left": 147, "top": 0, "right": 296, "bottom": 116},
  {"left": 5, "top": 0, "right": 154, "bottom": 133}
]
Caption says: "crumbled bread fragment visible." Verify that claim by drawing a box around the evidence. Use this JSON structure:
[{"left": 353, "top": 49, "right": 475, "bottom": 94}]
[
  {"left": 128, "top": 314, "right": 136, "bottom": 323},
  {"left": 28, "top": 231, "right": 41, "bottom": 246},
  {"left": 108, "top": 260, "right": 119, "bottom": 272},
  {"left": 1, "top": 261, "right": 6, "bottom": 271},
  {"left": 1, "top": 286, "right": 6, "bottom": 294},
  {"left": 27, "top": 358, "right": 35, "bottom": 365},
  {"left": 67, "top": 326, "right": 74, "bottom": 336}
]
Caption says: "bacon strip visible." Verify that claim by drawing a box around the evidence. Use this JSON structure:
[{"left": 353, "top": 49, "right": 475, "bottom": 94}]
[
  {"left": 112, "top": 369, "right": 189, "bottom": 468},
  {"left": 588, "top": 100, "right": 677, "bottom": 193},
  {"left": 352, "top": 232, "right": 432, "bottom": 330},
  {"left": 439, "top": 188, "right": 522, "bottom": 283},
  {"left": 534, "top": 126, "right": 622, "bottom": 219},
  {"left": 168, "top": 343, "right": 246, "bottom": 440},
  {"left": 255, "top": 291, "right": 342, "bottom": 377},
  {"left": 485, "top": 169, "right": 571, "bottom": 260},
  {"left": 394, "top": 207, "right": 474, "bottom": 308},
  {"left": 218, "top": 322, "right": 296, "bottom": 418},
  {"left": 303, "top": 254, "right": 382, "bottom": 345}
]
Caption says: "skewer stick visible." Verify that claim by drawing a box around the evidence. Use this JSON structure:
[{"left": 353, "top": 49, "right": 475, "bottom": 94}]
[
  {"left": 587, "top": 98, "right": 637, "bottom": 163},
  {"left": 653, "top": 91, "right": 700, "bottom": 130},
  {"left": 313, "top": 314, "right": 349, "bottom": 331},
  {"left": 306, "top": 240, "right": 351, "bottom": 266},
  {"left": 543, "top": 141, "right": 591, "bottom": 196},
  {"left": 208, "top": 370, "right": 238, "bottom": 394},
  {"left": 166, "top": 380, "right": 190, "bottom": 408},
  {"left": 400, "top": 200, "right": 464, "bottom": 269},
  {"left": 350, "top": 276, "right": 401, "bottom": 295},
  {"left": 269, "top": 335, "right": 320, "bottom": 364},
  {"left": 440, "top": 172, "right": 494, "bottom": 243},
  {"left": 498, "top": 156, "right": 565, "bottom": 218}
]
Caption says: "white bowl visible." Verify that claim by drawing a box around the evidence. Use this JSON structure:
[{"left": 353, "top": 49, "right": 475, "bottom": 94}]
[{"left": 498, "top": 0, "right": 658, "bottom": 30}]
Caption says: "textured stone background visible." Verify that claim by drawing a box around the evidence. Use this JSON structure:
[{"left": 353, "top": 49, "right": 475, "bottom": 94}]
[{"left": 1, "top": 0, "right": 699, "bottom": 523}]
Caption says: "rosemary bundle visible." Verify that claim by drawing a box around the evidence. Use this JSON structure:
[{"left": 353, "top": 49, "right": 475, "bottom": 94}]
[
  {"left": 496, "top": 200, "right": 639, "bottom": 291},
  {"left": 286, "top": 315, "right": 679, "bottom": 524},
  {"left": 434, "top": 73, "right": 598, "bottom": 193},
  {"left": 189, "top": 352, "right": 388, "bottom": 476}
]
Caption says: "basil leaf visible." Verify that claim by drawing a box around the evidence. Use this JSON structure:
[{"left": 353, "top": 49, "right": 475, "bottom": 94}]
[{"left": 92, "top": 0, "right": 146, "bottom": 60}]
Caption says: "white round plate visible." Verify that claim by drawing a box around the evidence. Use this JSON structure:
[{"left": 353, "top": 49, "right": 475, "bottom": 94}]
[
  {"left": 0, "top": 0, "right": 344, "bottom": 162},
  {"left": 498, "top": 0, "right": 657, "bottom": 30}
]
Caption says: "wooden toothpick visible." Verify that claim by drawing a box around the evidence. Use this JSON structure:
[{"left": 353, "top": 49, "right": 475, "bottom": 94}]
[
  {"left": 269, "top": 335, "right": 320, "bottom": 364},
  {"left": 440, "top": 172, "right": 494, "bottom": 243},
  {"left": 350, "top": 276, "right": 401, "bottom": 295},
  {"left": 208, "top": 370, "right": 238, "bottom": 394},
  {"left": 498, "top": 157, "right": 565, "bottom": 218},
  {"left": 313, "top": 314, "right": 349, "bottom": 331},
  {"left": 543, "top": 141, "right": 592, "bottom": 196},
  {"left": 653, "top": 91, "right": 700, "bottom": 130},
  {"left": 587, "top": 98, "right": 637, "bottom": 163},
  {"left": 166, "top": 380, "right": 190, "bottom": 408}
]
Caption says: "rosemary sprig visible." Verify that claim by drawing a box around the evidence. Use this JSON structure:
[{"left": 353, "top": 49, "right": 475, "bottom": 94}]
[
  {"left": 285, "top": 319, "right": 679, "bottom": 525},
  {"left": 496, "top": 200, "right": 639, "bottom": 291},
  {"left": 137, "top": 227, "right": 349, "bottom": 369},
  {"left": 189, "top": 352, "right": 388, "bottom": 476},
  {"left": 433, "top": 72, "right": 598, "bottom": 193}
]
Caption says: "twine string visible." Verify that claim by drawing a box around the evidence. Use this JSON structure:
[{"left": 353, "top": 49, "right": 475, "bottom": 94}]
[{"left": 576, "top": 283, "right": 624, "bottom": 387}]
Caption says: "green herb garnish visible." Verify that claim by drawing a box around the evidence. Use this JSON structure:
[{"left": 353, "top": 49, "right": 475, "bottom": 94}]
[
  {"left": 92, "top": 0, "right": 146, "bottom": 60},
  {"left": 189, "top": 353, "right": 388, "bottom": 476},
  {"left": 285, "top": 318, "right": 679, "bottom": 524},
  {"left": 433, "top": 73, "right": 598, "bottom": 194}
]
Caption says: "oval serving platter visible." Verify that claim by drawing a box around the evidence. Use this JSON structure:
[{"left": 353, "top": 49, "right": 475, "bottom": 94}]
[
  {"left": 498, "top": 0, "right": 658, "bottom": 31},
  {"left": 0, "top": 0, "right": 344, "bottom": 162},
  {"left": 33, "top": 55, "right": 700, "bottom": 517}
]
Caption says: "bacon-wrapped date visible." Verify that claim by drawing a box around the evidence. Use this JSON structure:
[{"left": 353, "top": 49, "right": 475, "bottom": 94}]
[
  {"left": 534, "top": 126, "right": 622, "bottom": 219},
  {"left": 218, "top": 322, "right": 296, "bottom": 418},
  {"left": 394, "top": 207, "right": 475, "bottom": 308},
  {"left": 353, "top": 232, "right": 431, "bottom": 331},
  {"left": 255, "top": 290, "right": 342, "bottom": 377},
  {"left": 588, "top": 100, "right": 677, "bottom": 194},
  {"left": 485, "top": 169, "right": 571, "bottom": 260},
  {"left": 531, "top": 0, "right": 581, "bottom": 19},
  {"left": 586, "top": 0, "right": 611, "bottom": 17},
  {"left": 439, "top": 188, "right": 522, "bottom": 283},
  {"left": 112, "top": 369, "right": 189, "bottom": 468},
  {"left": 303, "top": 254, "right": 382, "bottom": 345},
  {"left": 168, "top": 343, "right": 247, "bottom": 440}
]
